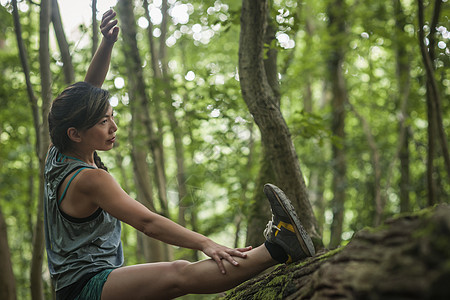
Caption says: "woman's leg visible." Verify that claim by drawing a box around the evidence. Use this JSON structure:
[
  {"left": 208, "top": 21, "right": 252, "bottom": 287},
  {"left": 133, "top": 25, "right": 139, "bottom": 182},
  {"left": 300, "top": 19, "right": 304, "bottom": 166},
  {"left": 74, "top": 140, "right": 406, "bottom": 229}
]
[
  {"left": 101, "top": 245, "right": 276, "bottom": 300},
  {"left": 102, "top": 184, "right": 315, "bottom": 299}
]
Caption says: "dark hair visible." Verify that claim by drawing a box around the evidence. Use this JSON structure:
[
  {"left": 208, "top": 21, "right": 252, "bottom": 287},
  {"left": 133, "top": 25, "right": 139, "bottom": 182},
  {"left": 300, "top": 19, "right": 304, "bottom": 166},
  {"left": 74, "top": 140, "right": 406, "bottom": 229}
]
[{"left": 48, "top": 81, "right": 110, "bottom": 171}]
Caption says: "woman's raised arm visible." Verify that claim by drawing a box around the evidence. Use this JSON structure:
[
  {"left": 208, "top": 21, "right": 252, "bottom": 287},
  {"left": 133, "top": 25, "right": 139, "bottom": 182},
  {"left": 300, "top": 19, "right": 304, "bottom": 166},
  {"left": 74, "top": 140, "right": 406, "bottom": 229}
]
[{"left": 84, "top": 9, "right": 119, "bottom": 87}]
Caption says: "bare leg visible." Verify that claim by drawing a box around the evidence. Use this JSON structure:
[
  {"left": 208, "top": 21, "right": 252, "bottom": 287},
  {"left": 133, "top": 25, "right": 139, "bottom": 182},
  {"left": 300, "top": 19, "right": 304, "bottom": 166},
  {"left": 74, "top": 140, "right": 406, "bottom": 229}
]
[{"left": 101, "top": 245, "right": 277, "bottom": 300}]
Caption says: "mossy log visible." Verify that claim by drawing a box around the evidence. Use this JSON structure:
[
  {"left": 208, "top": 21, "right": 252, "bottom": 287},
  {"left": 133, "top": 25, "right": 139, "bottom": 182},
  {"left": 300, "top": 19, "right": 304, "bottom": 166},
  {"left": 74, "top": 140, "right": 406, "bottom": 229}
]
[{"left": 223, "top": 204, "right": 450, "bottom": 299}]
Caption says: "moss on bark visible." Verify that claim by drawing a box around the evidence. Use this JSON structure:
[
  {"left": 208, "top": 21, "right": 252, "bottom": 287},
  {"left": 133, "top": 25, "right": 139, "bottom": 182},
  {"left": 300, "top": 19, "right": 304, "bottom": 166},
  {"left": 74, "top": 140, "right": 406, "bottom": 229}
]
[{"left": 223, "top": 204, "right": 450, "bottom": 299}]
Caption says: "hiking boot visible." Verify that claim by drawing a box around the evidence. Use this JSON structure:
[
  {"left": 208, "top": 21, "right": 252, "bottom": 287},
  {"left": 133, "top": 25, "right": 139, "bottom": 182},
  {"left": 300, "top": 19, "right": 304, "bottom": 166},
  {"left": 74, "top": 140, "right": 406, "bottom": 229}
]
[{"left": 263, "top": 183, "right": 315, "bottom": 263}]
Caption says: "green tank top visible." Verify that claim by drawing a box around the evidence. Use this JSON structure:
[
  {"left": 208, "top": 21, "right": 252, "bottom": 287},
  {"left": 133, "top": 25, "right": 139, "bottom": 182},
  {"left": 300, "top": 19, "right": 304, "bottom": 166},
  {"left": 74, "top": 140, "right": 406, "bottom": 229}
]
[{"left": 44, "top": 146, "right": 123, "bottom": 291}]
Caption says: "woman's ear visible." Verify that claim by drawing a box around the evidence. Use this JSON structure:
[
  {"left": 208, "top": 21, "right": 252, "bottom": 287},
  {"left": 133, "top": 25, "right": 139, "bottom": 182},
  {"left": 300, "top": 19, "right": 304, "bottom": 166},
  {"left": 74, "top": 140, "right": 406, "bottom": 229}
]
[{"left": 67, "top": 127, "right": 82, "bottom": 143}]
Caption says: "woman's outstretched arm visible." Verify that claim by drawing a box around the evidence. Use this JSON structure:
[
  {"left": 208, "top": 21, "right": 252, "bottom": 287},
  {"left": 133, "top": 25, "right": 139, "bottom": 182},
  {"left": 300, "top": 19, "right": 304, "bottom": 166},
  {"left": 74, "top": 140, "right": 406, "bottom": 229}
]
[
  {"left": 76, "top": 168, "right": 251, "bottom": 274},
  {"left": 84, "top": 9, "right": 119, "bottom": 87}
]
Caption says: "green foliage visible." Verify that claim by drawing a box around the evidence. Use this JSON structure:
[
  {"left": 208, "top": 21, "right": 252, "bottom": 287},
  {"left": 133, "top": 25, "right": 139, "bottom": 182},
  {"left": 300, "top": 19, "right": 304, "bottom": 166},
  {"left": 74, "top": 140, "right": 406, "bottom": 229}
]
[{"left": 1, "top": 0, "right": 449, "bottom": 298}]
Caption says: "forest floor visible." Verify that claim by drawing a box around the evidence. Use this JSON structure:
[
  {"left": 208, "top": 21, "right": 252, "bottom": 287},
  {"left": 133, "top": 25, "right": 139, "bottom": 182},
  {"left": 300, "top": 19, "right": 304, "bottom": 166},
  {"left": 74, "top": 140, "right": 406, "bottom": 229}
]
[{"left": 222, "top": 204, "right": 450, "bottom": 300}]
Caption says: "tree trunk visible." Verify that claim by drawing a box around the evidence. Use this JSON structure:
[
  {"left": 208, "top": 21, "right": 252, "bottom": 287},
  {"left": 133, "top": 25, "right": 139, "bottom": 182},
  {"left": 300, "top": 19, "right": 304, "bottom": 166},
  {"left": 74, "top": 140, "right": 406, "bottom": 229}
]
[
  {"left": 239, "top": 0, "right": 321, "bottom": 248},
  {"left": 327, "top": 0, "right": 348, "bottom": 249},
  {"left": 14, "top": 0, "right": 54, "bottom": 298},
  {"left": 186, "top": 121, "right": 201, "bottom": 262},
  {"left": 144, "top": 0, "right": 187, "bottom": 227},
  {"left": 393, "top": 0, "right": 412, "bottom": 212},
  {"left": 417, "top": 0, "right": 450, "bottom": 205},
  {"left": 348, "top": 104, "right": 382, "bottom": 226},
  {"left": 425, "top": 86, "right": 438, "bottom": 206},
  {"left": 117, "top": 0, "right": 164, "bottom": 213},
  {"left": 12, "top": 0, "right": 40, "bottom": 153},
  {"left": 12, "top": 5, "right": 42, "bottom": 296},
  {"left": 224, "top": 204, "right": 450, "bottom": 299},
  {"left": 308, "top": 171, "right": 325, "bottom": 236},
  {"left": 246, "top": 148, "right": 275, "bottom": 247},
  {"left": 235, "top": 122, "right": 256, "bottom": 248},
  {"left": 302, "top": 6, "right": 326, "bottom": 236},
  {"left": 117, "top": 0, "right": 169, "bottom": 262},
  {"left": 91, "top": 0, "right": 98, "bottom": 59},
  {"left": 13, "top": 2, "right": 52, "bottom": 295},
  {"left": 399, "top": 130, "right": 411, "bottom": 212},
  {"left": 0, "top": 206, "right": 16, "bottom": 300},
  {"left": 51, "top": 0, "right": 74, "bottom": 84},
  {"left": 302, "top": 13, "right": 314, "bottom": 114},
  {"left": 130, "top": 148, "right": 164, "bottom": 263},
  {"left": 141, "top": 0, "right": 170, "bottom": 218},
  {"left": 243, "top": 4, "right": 278, "bottom": 247}
]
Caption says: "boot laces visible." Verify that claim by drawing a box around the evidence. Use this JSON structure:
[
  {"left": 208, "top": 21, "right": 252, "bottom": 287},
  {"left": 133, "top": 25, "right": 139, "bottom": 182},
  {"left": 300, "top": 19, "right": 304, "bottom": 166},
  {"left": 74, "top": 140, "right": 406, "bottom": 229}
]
[{"left": 264, "top": 215, "right": 281, "bottom": 238}]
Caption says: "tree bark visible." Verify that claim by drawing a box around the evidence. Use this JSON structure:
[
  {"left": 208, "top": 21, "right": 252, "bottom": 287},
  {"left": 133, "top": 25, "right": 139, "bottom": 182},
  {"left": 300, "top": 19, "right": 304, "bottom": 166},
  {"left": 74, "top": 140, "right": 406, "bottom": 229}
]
[
  {"left": 12, "top": 3, "right": 43, "bottom": 296},
  {"left": 51, "top": 0, "right": 74, "bottom": 84},
  {"left": 348, "top": 103, "right": 382, "bottom": 226},
  {"left": 327, "top": 0, "right": 348, "bottom": 249},
  {"left": 302, "top": 6, "right": 326, "bottom": 235},
  {"left": 142, "top": 0, "right": 170, "bottom": 217},
  {"left": 235, "top": 122, "right": 255, "bottom": 248},
  {"left": 244, "top": 3, "right": 278, "bottom": 247},
  {"left": 417, "top": 0, "right": 450, "bottom": 204},
  {"left": 91, "top": 0, "right": 98, "bottom": 59},
  {"left": 144, "top": 0, "right": 187, "bottom": 227},
  {"left": 14, "top": 0, "right": 54, "bottom": 298},
  {"left": 31, "top": 0, "right": 52, "bottom": 298},
  {"left": 117, "top": 0, "right": 169, "bottom": 262},
  {"left": 224, "top": 204, "right": 450, "bottom": 299},
  {"left": 12, "top": 0, "right": 40, "bottom": 154},
  {"left": 148, "top": 0, "right": 172, "bottom": 216},
  {"left": 246, "top": 147, "right": 275, "bottom": 246},
  {"left": 0, "top": 206, "right": 16, "bottom": 300},
  {"left": 393, "top": 0, "right": 412, "bottom": 212},
  {"left": 239, "top": 0, "right": 321, "bottom": 248}
]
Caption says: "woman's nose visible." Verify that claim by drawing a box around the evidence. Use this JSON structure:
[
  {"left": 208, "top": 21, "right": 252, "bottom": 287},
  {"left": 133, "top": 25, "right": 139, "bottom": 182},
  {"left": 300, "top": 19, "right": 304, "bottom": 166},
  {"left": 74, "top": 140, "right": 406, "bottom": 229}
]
[{"left": 111, "top": 119, "right": 118, "bottom": 132}]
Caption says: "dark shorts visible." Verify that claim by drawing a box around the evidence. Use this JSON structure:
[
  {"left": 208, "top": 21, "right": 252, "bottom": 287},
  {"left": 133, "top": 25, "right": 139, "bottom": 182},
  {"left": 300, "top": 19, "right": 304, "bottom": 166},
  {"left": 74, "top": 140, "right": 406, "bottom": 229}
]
[{"left": 74, "top": 269, "right": 114, "bottom": 300}]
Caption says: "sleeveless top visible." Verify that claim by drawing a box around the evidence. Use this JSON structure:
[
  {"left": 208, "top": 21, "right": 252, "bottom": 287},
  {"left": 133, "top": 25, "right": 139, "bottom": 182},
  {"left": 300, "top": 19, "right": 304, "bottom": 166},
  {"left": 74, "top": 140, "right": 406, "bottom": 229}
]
[{"left": 44, "top": 146, "right": 124, "bottom": 291}]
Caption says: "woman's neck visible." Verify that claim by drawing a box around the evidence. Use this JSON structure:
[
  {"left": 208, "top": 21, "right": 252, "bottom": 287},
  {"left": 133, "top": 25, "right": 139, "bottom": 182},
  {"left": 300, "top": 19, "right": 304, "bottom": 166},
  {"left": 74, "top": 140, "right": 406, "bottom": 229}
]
[{"left": 63, "top": 150, "right": 96, "bottom": 167}]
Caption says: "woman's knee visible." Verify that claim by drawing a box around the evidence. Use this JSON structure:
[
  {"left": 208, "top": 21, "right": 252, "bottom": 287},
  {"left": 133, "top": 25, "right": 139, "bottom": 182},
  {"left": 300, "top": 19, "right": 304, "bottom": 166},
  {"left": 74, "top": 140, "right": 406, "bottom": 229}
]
[
  {"left": 172, "top": 259, "right": 191, "bottom": 269},
  {"left": 170, "top": 260, "right": 192, "bottom": 292}
]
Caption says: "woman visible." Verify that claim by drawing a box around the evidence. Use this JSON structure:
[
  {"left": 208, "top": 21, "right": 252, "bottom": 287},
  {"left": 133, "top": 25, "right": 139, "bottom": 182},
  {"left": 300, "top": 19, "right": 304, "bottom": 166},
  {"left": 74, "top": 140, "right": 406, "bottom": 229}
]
[{"left": 44, "top": 9, "right": 315, "bottom": 300}]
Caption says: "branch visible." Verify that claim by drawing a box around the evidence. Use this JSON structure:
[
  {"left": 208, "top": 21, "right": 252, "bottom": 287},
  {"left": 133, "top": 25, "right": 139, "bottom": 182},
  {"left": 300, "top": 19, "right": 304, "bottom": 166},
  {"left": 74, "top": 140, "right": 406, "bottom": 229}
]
[{"left": 27, "top": 0, "right": 40, "bottom": 6}]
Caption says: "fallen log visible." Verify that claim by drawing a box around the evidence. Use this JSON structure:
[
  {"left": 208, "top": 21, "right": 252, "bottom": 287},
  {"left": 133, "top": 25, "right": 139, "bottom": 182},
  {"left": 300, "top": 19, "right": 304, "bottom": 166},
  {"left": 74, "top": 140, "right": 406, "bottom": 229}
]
[{"left": 223, "top": 204, "right": 450, "bottom": 299}]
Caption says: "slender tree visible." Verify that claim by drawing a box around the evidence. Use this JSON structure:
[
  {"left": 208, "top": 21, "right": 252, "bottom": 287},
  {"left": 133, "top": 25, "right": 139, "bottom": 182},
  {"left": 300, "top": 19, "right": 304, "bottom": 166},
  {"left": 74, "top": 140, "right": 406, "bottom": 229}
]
[
  {"left": 140, "top": 0, "right": 170, "bottom": 218},
  {"left": 116, "top": 0, "right": 169, "bottom": 262},
  {"left": 349, "top": 103, "right": 382, "bottom": 226},
  {"left": 51, "top": 0, "right": 74, "bottom": 84},
  {"left": 0, "top": 206, "right": 16, "bottom": 300},
  {"left": 327, "top": 0, "right": 348, "bottom": 248},
  {"left": 301, "top": 2, "right": 327, "bottom": 234},
  {"left": 143, "top": 0, "right": 188, "bottom": 227},
  {"left": 245, "top": 7, "right": 279, "bottom": 247},
  {"left": 13, "top": 0, "right": 52, "bottom": 298},
  {"left": 239, "top": 0, "right": 321, "bottom": 247},
  {"left": 91, "top": 0, "right": 98, "bottom": 58},
  {"left": 417, "top": 0, "right": 449, "bottom": 205},
  {"left": 393, "top": 0, "right": 412, "bottom": 213}
]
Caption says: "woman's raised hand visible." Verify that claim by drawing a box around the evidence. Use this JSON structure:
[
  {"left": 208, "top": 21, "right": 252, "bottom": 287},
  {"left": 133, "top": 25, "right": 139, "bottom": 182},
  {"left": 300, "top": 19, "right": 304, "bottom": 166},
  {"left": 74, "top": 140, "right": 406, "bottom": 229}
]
[{"left": 101, "top": 9, "right": 119, "bottom": 44}]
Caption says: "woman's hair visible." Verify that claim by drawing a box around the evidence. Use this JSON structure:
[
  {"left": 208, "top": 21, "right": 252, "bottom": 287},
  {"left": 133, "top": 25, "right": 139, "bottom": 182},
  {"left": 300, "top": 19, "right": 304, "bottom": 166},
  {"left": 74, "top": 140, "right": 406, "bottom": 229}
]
[{"left": 48, "top": 81, "right": 110, "bottom": 171}]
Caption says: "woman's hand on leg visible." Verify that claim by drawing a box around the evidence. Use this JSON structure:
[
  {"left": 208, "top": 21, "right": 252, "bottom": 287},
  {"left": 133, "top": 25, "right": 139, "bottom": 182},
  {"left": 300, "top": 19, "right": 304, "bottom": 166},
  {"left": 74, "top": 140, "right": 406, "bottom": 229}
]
[{"left": 201, "top": 240, "right": 252, "bottom": 274}]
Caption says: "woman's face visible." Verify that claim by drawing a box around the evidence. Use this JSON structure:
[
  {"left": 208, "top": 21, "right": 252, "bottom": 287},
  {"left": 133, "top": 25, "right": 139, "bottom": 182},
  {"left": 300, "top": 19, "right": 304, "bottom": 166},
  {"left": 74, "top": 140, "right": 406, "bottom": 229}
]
[{"left": 79, "top": 105, "right": 117, "bottom": 151}]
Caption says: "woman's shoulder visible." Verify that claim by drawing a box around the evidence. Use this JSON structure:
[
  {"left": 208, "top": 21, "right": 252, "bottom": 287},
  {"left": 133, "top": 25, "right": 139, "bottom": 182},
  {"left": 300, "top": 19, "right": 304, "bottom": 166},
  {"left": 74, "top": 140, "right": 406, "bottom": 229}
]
[{"left": 75, "top": 168, "right": 114, "bottom": 194}]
